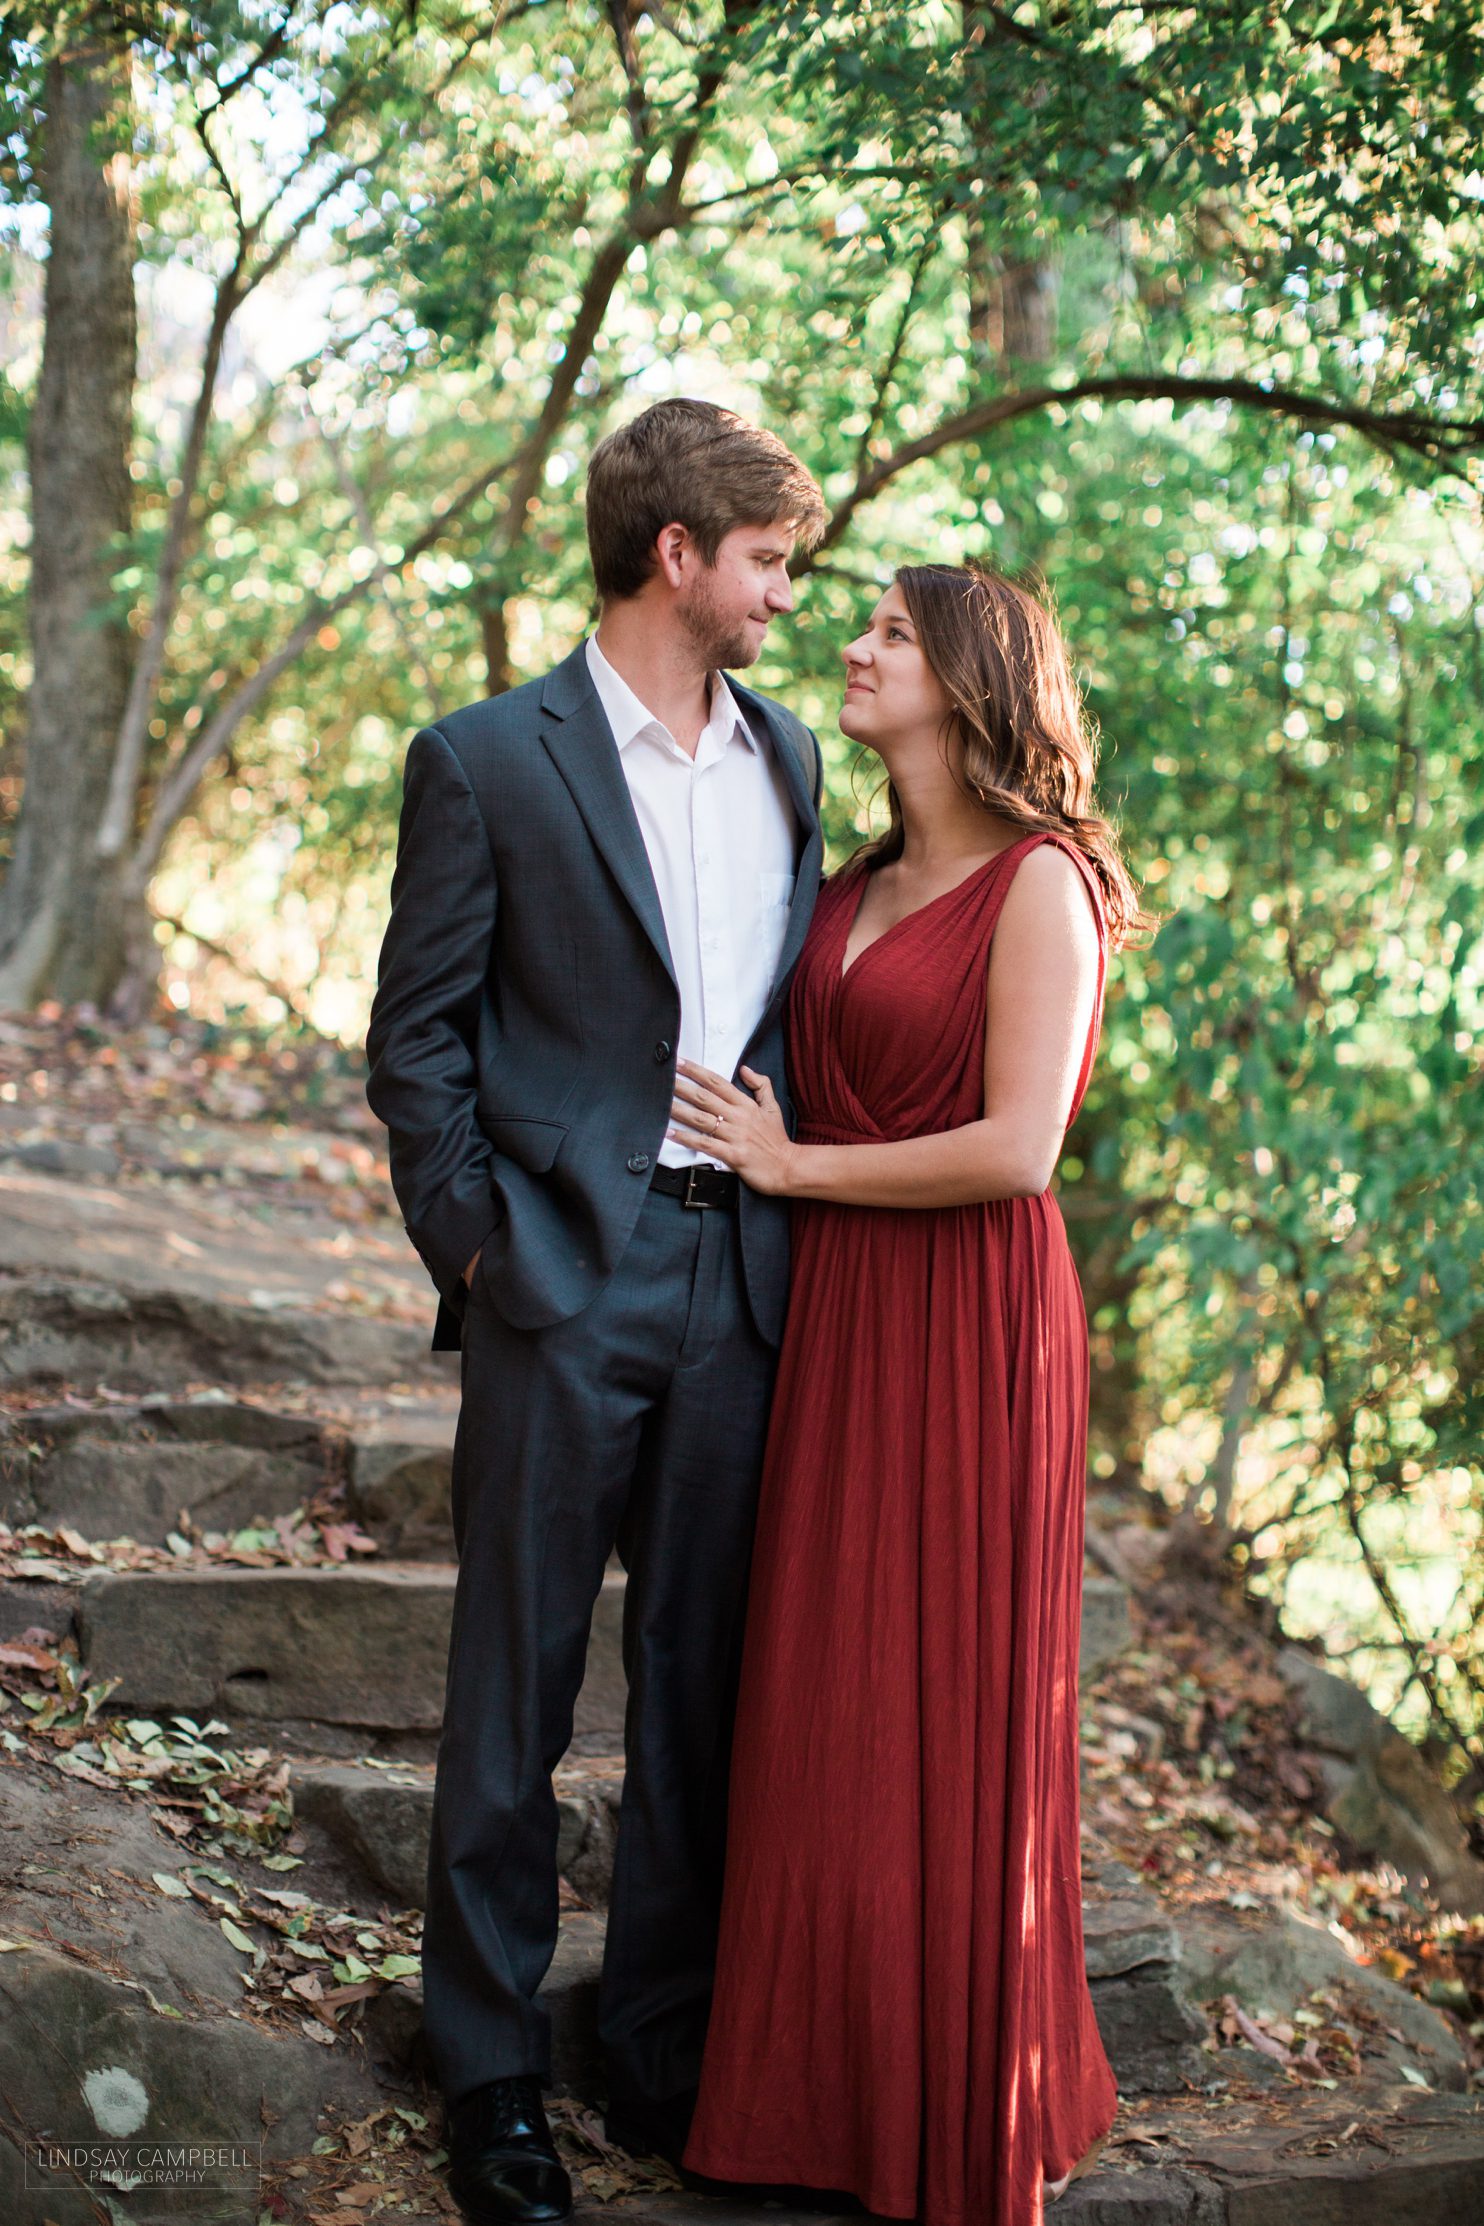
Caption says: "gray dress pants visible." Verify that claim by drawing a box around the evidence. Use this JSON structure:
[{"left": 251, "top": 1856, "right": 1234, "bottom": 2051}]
[{"left": 419, "top": 1183, "right": 778, "bottom": 2119}]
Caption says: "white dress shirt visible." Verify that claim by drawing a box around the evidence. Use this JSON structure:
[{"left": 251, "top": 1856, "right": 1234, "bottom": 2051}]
[{"left": 585, "top": 632, "right": 800, "bottom": 1168}]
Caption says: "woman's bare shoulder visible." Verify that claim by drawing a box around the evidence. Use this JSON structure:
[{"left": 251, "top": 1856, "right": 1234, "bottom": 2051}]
[{"left": 997, "top": 837, "right": 1103, "bottom": 946}]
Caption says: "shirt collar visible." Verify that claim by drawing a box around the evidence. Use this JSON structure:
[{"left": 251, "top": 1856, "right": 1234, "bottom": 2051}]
[{"left": 585, "top": 631, "right": 760, "bottom": 756}]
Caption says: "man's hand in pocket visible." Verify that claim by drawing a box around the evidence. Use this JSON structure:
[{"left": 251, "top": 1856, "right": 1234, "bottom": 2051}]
[{"left": 463, "top": 1246, "right": 481, "bottom": 1290}]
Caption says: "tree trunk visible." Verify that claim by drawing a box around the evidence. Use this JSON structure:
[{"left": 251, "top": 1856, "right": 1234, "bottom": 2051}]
[
  {"left": 970, "top": 250, "right": 1059, "bottom": 369},
  {"left": 0, "top": 39, "right": 139, "bottom": 1010},
  {"left": 962, "top": 0, "right": 1058, "bottom": 373},
  {"left": 479, "top": 598, "right": 513, "bottom": 696}
]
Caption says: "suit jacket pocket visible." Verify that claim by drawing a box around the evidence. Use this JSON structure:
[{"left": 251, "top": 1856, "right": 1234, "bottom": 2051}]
[{"left": 480, "top": 1115, "right": 568, "bottom": 1173}]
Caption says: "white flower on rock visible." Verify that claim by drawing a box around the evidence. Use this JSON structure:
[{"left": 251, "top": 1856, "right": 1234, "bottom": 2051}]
[{"left": 81, "top": 2065, "right": 149, "bottom": 2136}]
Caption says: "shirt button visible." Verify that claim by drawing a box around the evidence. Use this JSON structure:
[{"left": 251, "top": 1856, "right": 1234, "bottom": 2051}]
[
  {"left": 627, "top": 1151, "right": 651, "bottom": 1174},
  {"left": 653, "top": 1040, "right": 672, "bottom": 1064}
]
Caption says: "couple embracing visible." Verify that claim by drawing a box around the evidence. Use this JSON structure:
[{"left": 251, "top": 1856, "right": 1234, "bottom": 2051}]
[{"left": 366, "top": 399, "right": 1142, "bottom": 2226}]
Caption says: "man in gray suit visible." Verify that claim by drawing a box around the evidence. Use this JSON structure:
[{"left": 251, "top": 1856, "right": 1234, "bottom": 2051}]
[{"left": 366, "top": 400, "right": 827, "bottom": 2225}]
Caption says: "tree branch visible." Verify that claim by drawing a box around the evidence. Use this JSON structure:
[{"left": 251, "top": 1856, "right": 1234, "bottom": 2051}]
[
  {"left": 242, "top": 16, "right": 488, "bottom": 263},
  {"left": 129, "top": 581, "right": 361, "bottom": 884},
  {"left": 854, "top": 232, "right": 940, "bottom": 479},
  {"left": 675, "top": 161, "right": 933, "bottom": 219},
  {"left": 483, "top": 0, "right": 758, "bottom": 578},
  {"left": 95, "top": 250, "right": 248, "bottom": 860},
  {"left": 605, "top": 0, "right": 654, "bottom": 189},
  {"left": 1303, "top": 1281, "right": 1479, "bottom": 1758},
  {"left": 658, "top": 0, "right": 766, "bottom": 210},
  {"left": 200, "top": 2, "right": 311, "bottom": 113},
  {"left": 126, "top": 438, "right": 527, "bottom": 875},
  {"left": 485, "top": 235, "right": 634, "bottom": 573},
  {"left": 194, "top": 104, "right": 244, "bottom": 231},
  {"left": 806, "top": 373, "right": 1484, "bottom": 561},
  {"left": 119, "top": 0, "right": 765, "bottom": 874},
  {"left": 151, "top": 906, "right": 319, "bottom": 1027},
  {"left": 311, "top": 400, "right": 437, "bottom": 702},
  {"left": 95, "top": 21, "right": 488, "bottom": 863}
]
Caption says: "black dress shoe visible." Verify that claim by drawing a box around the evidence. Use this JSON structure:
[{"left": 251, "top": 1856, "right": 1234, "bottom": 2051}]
[{"left": 445, "top": 2074, "right": 572, "bottom": 2224}]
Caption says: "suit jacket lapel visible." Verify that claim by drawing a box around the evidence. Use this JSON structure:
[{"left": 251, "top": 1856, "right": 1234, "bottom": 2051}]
[
  {"left": 727, "top": 675, "right": 825, "bottom": 1005},
  {"left": 539, "top": 646, "right": 823, "bottom": 1014},
  {"left": 540, "top": 643, "right": 677, "bottom": 988}
]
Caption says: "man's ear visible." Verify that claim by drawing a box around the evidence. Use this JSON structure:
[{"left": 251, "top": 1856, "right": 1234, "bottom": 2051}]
[{"left": 653, "top": 521, "right": 691, "bottom": 589}]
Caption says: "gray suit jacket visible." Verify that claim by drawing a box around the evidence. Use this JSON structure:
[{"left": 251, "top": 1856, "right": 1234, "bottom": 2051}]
[{"left": 365, "top": 639, "right": 824, "bottom": 1351}]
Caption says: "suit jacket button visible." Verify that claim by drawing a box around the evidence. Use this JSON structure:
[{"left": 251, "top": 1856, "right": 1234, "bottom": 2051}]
[
  {"left": 627, "top": 1152, "right": 651, "bottom": 1174},
  {"left": 653, "top": 1040, "right": 672, "bottom": 1064}
]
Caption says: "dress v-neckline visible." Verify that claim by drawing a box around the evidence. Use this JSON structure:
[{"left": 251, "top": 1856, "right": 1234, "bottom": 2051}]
[{"left": 837, "top": 839, "right": 1031, "bottom": 984}]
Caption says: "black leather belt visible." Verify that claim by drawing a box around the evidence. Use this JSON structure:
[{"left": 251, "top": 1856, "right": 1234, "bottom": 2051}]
[{"left": 649, "top": 1161, "right": 739, "bottom": 1209}]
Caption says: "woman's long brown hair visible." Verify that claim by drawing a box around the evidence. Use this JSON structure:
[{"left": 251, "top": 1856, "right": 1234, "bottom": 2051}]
[{"left": 848, "top": 561, "right": 1154, "bottom": 948}]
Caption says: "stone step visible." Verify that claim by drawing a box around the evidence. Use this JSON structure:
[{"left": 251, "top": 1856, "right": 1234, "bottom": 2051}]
[
  {"left": 0, "top": 1270, "right": 439, "bottom": 1393},
  {"left": 344, "top": 1414, "right": 455, "bottom": 1557},
  {"left": 68, "top": 1560, "right": 1126, "bottom": 1758},
  {"left": 1173, "top": 1897, "right": 1471, "bottom": 2093},
  {"left": 1091, "top": 2090, "right": 1484, "bottom": 2225},
  {"left": 1, "top": 1388, "right": 459, "bottom": 1556},
  {"left": 1082, "top": 1573, "right": 1131, "bottom": 1677},
  {"left": 3, "top": 1395, "right": 333, "bottom": 1543},
  {"left": 0, "top": 1161, "right": 439, "bottom": 1387},
  {"left": 290, "top": 1754, "right": 624, "bottom": 1912},
  {"left": 562, "top": 2130, "right": 1484, "bottom": 2226},
  {"left": 30, "top": 1557, "right": 1128, "bottom": 1771},
  {"left": 76, "top": 1560, "right": 459, "bottom": 1734},
  {"left": 1080, "top": 1861, "right": 1207, "bottom": 2095},
  {"left": 0, "top": 1398, "right": 1139, "bottom": 1673},
  {"left": 69, "top": 1562, "right": 629, "bottom": 1758},
  {"left": 0, "top": 1392, "right": 1137, "bottom": 1665}
]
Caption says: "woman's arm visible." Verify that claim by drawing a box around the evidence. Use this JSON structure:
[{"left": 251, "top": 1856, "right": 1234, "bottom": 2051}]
[{"left": 670, "top": 843, "right": 1101, "bottom": 1208}]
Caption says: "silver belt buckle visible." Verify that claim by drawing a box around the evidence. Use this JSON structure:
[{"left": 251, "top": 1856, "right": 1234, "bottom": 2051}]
[{"left": 683, "top": 1165, "right": 712, "bottom": 1209}]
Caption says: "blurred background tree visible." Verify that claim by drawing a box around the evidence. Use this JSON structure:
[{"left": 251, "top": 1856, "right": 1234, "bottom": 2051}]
[{"left": 1, "top": 0, "right": 1481, "bottom": 1774}]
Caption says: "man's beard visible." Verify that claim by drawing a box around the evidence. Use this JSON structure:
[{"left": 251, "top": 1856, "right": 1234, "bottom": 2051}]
[{"left": 678, "top": 571, "right": 761, "bottom": 670}]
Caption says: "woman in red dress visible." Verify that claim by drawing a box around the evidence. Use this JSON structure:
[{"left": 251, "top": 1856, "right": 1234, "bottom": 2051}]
[{"left": 667, "top": 563, "right": 1150, "bottom": 2226}]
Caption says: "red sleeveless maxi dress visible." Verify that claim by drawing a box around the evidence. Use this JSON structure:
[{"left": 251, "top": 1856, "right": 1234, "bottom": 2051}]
[{"left": 682, "top": 830, "right": 1119, "bottom": 2226}]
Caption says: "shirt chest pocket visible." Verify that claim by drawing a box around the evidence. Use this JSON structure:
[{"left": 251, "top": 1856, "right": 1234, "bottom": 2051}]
[{"left": 755, "top": 869, "right": 795, "bottom": 986}]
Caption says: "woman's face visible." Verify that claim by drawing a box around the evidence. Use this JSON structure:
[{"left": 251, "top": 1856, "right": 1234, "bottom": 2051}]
[{"left": 839, "top": 588, "right": 953, "bottom": 755}]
